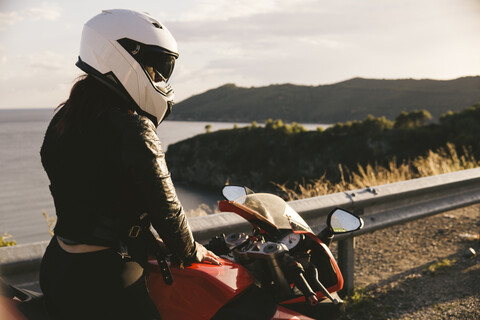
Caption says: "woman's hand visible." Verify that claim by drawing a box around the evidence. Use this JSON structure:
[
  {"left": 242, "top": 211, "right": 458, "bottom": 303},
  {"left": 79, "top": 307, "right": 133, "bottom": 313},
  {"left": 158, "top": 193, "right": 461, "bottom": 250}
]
[
  {"left": 195, "top": 242, "right": 221, "bottom": 265},
  {"left": 153, "top": 238, "right": 221, "bottom": 266}
]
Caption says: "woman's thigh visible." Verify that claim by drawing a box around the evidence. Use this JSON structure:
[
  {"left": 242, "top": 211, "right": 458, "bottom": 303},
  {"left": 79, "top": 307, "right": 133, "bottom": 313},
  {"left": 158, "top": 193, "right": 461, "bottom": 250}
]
[{"left": 40, "top": 238, "right": 161, "bottom": 320}]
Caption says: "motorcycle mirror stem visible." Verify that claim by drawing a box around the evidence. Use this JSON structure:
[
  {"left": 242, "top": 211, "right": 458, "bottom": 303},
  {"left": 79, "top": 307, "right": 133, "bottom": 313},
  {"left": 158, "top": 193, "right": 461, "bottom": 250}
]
[{"left": 317, "top": 226, "right": 335, "bottom": 247}]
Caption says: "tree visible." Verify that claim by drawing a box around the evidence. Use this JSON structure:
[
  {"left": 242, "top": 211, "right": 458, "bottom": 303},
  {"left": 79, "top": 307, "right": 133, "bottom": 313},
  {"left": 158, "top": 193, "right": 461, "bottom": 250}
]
[
  {"left": 394, "top": 110, "right": 432, "bottom": 129},
  {"left": 205, "top": 124, "right": 212, "bottom": 133}
]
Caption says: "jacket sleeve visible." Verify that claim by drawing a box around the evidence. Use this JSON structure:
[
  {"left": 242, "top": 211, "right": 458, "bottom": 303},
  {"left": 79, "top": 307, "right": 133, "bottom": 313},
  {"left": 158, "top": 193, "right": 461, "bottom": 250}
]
[{"left": 120, "top": 115, "right": 198, "bottom": 263}]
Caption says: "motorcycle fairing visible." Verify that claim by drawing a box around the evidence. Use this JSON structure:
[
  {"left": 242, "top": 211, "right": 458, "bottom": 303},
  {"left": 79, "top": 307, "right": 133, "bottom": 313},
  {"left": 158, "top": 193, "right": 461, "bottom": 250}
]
[
  {"left": 281, "top": 235, "right": 344, "bottom": 305},
  {"left": 219, "top": 200, "right": 280, "bottom": 235},
  {"left": 272, "top": 305, "right": 316, "bottom": 320},
  {"left": 147, "top": 257, "right": 254, "bottom": 320},
  {"left": 218, "top": 198, "right": 344, "bottom": 305},
  {"left": 219, "top": 193, "right": 313, "bottom": 235},
  {"left": 209, "top": 284, "right": 316, "bottom": 320}
]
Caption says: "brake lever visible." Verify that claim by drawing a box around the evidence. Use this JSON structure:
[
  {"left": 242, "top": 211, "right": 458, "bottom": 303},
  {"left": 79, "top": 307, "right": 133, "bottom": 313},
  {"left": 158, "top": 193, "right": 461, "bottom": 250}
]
[
  {"left": 305, "top": 264, "right": 339, "bottom": 304},
  {"left": 284, "top": 255, "right": 318, "bottom": 306}
]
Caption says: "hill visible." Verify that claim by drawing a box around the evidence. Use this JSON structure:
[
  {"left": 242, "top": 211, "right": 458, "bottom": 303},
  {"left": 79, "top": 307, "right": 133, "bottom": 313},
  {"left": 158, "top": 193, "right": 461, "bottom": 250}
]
[
  {"left": 166, "top": 104, "right": 480, "bottom": 190},
  {"left": 170, "top": 77, "right": 480, "bottom": 123}
]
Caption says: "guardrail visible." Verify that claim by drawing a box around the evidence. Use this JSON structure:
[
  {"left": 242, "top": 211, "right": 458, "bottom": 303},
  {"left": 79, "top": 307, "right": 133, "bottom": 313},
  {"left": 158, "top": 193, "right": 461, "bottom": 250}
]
[{"left": 2, "top": 168, "right": 480, "bottom": 294}]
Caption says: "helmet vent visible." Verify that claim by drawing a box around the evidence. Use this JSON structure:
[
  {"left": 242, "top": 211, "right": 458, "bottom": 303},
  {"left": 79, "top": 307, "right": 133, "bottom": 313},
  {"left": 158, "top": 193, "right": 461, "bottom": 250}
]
[
  {"left": 152, "top": 22, "right": 162, "bottom": 29},
  {"left": 131, "top": 44, "right": 140, "bottom": 55}
]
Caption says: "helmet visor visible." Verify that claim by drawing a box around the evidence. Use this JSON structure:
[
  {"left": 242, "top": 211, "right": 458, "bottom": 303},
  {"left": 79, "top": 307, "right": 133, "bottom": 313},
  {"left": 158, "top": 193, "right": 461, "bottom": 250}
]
[{"left": 144, "top": 51, "right": 176, "bottom": 83}]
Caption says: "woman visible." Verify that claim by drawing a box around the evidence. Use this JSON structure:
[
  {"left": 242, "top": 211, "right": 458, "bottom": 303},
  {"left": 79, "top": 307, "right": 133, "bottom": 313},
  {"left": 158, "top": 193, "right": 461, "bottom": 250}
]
[{"left": 39, "top": 9, "right": 219, "bottom": 320}]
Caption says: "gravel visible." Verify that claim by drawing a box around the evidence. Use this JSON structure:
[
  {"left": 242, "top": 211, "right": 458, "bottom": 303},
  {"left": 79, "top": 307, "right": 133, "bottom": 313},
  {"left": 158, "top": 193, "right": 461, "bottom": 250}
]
[{"left": 338, "top": 204, "right": 480, "bottom": 320}]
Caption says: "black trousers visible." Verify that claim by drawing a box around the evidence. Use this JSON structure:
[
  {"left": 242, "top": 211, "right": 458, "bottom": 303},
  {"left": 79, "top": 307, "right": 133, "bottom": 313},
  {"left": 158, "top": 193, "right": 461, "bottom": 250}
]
[{"left": 39, "top": 237, "right": 161, "bottom": 320}]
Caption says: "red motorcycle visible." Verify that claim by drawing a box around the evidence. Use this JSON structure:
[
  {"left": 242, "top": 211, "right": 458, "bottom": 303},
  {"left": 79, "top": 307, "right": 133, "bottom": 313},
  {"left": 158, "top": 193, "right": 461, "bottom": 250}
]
[{"left": 1, "top": 185, "right": 363, "bottom": 319}]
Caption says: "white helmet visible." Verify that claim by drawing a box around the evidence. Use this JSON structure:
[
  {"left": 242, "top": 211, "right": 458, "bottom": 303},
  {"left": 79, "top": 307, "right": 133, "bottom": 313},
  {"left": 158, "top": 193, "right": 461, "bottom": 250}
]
[{"left": 76, "top": 9, "right": 179, "bottom": 125}]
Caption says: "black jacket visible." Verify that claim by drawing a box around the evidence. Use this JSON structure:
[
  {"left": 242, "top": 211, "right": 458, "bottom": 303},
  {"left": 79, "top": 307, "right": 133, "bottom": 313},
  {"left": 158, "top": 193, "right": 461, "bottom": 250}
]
[{"left": 40, "top": 106, "right": 197, "bottom": 263}]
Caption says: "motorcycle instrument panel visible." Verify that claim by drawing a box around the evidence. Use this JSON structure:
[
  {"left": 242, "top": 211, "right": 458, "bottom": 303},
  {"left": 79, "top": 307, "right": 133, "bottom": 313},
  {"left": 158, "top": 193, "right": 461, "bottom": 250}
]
[{"left": 278, "top": 233, "right": 302, "bottom": 250}]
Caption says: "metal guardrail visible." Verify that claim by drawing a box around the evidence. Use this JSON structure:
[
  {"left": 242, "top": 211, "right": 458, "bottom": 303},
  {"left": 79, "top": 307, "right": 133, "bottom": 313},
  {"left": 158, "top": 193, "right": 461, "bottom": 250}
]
[
  {"left": 193, "top": 167, "right": 480, "bottom": 293},
  {"left": 2, "top": 168, "right": 480, "bottom": 293}
]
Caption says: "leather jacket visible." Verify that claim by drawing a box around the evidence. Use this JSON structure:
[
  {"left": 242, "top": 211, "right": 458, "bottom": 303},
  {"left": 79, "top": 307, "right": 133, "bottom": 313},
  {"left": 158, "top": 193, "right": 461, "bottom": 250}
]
[{"left": 40, "top": 106, "right": 197, "bottom": 264}]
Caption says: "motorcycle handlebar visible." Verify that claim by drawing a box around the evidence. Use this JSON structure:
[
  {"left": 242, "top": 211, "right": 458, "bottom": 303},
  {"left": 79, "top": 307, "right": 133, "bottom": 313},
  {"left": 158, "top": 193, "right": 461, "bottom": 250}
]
[{"left": 284, "top": 257, "right": 318, "bottom": 306}]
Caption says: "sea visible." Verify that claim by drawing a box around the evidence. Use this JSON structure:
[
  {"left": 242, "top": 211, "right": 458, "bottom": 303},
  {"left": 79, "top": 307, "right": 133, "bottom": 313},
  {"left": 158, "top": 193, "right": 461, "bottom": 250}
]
[{"left": 0, "top": 109, "right": 327, "bottom": 244}]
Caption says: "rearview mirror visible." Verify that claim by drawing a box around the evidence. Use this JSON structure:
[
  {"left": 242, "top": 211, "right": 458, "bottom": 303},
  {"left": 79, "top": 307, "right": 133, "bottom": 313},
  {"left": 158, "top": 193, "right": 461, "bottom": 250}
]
[
  {"left": 327, "top": 208, "right": 364, "bottom": 234},
  {"left": 222, "top": 185, "right": 255, "bottom": 204},
  {"left": 222, "top": 186, "right": 246, "bottom": 201}
]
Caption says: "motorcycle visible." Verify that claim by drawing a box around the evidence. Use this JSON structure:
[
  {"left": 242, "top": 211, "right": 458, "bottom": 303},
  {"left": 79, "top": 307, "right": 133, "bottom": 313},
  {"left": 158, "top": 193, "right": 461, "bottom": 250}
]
[{"left": 0, "top": 185, "right": 363, "bottom": 320}]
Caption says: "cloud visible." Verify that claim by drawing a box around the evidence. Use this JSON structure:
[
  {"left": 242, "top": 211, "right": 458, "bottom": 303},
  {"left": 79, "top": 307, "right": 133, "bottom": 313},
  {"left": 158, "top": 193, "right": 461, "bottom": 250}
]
[
  {"left": 0, "top": 12, "right": 24, "bottom": 28},
  {"left": 166, "top": 4, "right": 382, "bottom": 53},
  {"left": 162, "top": 0, "right": 312, "bottom": 22},
  {"left": 167, "top": 0, "right": 480, "bottom": 103},
  {"left": 0, "top": 62, "right": 80, "bottom": 108},
  {"left": 22, "top": 51, "right": 75, "bottom": 73},
  {"left": 167, "top": 0, "right": 480, "bottom": 49},
  {"left": 0, "top": 3, "right": 62, "bottom": 29},
  {"left": 0, "top": 50, "right": 75, "bottom": 84},
  {"left": 27, "top": 3, "right": 62, "bottom": 21}
]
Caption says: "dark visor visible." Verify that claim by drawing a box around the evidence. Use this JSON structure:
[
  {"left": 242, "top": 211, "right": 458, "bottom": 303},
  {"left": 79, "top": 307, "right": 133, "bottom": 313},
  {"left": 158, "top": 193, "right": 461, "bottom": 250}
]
[
  {"left": 143, "top": 51, "right": 176, "bottom": 82},
  {"left": 117, "top": 38, "right": 177, "bottom": 83}
]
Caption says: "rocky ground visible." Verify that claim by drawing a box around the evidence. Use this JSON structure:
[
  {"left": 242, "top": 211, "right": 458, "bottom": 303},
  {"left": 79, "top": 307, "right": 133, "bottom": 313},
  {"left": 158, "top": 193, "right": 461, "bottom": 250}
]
[{"left": 336, "top": 204, "right": 480, "bottom": 320}]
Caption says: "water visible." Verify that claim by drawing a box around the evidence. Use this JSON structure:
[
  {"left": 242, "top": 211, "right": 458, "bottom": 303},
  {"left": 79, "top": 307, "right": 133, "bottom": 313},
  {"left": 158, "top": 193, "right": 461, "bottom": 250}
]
[{"left": 0, "top": 109, "right": 328, "bottom": 244}]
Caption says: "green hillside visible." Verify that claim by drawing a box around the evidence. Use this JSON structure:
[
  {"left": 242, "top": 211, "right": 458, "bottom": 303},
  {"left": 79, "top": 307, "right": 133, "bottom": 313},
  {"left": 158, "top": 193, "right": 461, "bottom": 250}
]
[
  {"left": 170, "top": 77, "right": 480, "bottom": 123},
  {"left": 166, "top": 104, "right": 480, "bottom": 190}
]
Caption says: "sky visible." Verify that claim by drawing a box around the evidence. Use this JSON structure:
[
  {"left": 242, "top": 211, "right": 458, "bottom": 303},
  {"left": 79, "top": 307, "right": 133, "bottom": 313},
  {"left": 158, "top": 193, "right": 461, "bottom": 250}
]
[{"left": 1, "top": 0, "right": 480, "bottom": 109}]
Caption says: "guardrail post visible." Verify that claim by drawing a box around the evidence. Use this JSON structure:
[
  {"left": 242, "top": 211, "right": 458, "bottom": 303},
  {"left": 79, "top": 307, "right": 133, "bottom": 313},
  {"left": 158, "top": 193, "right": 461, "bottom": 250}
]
[{"left": 337, "top": 237, "right": 355, "bottom": 296}]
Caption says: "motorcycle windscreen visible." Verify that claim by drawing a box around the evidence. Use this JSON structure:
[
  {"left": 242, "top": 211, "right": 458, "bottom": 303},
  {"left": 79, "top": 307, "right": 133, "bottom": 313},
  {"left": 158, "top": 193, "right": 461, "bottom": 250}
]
[{"left": 219, "top": 193, "right": 313, "bottom": 235}]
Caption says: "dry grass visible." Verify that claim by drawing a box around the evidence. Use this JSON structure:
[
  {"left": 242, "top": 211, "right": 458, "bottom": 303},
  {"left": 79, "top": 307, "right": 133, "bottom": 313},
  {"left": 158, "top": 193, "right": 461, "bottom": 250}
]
[
  {"left": 42, "top": 210, "right": 56, "bottom": 237},
  {"left": 0, "top": 232, "right": 17, "bottom": 247},
  {"left": 277, "top": 143, "right": 480, "bottom": 201}
]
